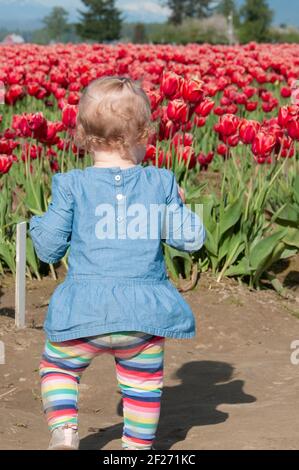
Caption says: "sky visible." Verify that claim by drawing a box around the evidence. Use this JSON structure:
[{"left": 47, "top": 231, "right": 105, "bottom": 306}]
[
  {"left": 33, "top": 0, "right": 171, "bottom": 20},
  {"left": 0, "top": 0, "right": 298, "bottom": 29}
]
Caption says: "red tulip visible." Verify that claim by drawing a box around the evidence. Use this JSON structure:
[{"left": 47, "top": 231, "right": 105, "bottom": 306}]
[
  {"left": 27, "top": 113, "right": 48, "bottom": 140},
  {"left": 194, "top": 116, "right": 206, "bottom": 128},
  {"left": 13, "top": 113, "right": 47, "bottom": 140},
  {"left": 0, "top": 139, "right": 12, "bottom": 154},
  {"left": 35, "top": 87, "right": 48, "bottom": 100},
  {"left": 197, "top": 151, "right": 214, "bottom": 168},
  {"left": 214, "top": 106, "right": 226, "bottom": 116},
  {"left": 220, "top": 96, "right": 231, "bottom": 106},
  {"left": 214, "top": 114, "right": 240, "bottom": 137},
  {"left": 72, "top": 143, "right": 86, "bottom": 158},
  {"left": 160, "top": 72, "right": 182, "bottom": 100},
  {"left": 166, "top": 99, "right": 189, "bottom": 124},
  {"left": 159, "top": 118, "right": 178, "bottom": 140},
  {"left": 50, "top": 159, "right": 60, "bottom": 172},
  {"left": 46, "top": 148, "right": 58, "bottom": 159},
  {"left": 195, "top": 99, "right": 214, "bottom": 117},
  {"left": 254, "top": 155, "right": 272, "bottom": 164},
  {"left": 245, "top": 101, "right": 258, "bottom": 112},
  {"left": 278, "top": 105, "right": 297, "bottom": 128},
  {"left": 5, "top": 85, "right": 24, "bottom": 105},
  {"left": 147, "top": 90, "right": 163, "bottom": 111},
  {"left": 287, "top": 118, "right": 299, "bottom": 140},
  {"left": 68, "top": 92, "right": 80, "bottom": 105},
  {"left": 177, "top": 146, "right": 196, "bottom": 169},
  {"left": 281, "top": 87, "right": 291, "bottom": 98},
  {"left": 236, "top": 93, "right": 248, "bottom": 105},
  {"left": 226, "top": 104, "right": 238, "bottom": 115},
  {"left": 239, "top": 119, "right": 260, "bottom": 144},
  {"left": 39, "top": 122, "right": 61, "bottom": 146},
  {"left": 0, "top": 154, "right": 13, "bottom": 174},
  {"left": 27, "top": 83, "right": 40, "bottom": 97},
  {"left": 12, "top": 115, "right": 31, "bottom": 137},
  {"left": 262, "top": 100, "right": 278, "bottom": 113},
  {"left": 244, "top": 86, "right": 257, "bottom": 99},
  {"left": 62, "top": 105, "right": 78, "bottom": 129},
  {"left": 56, "top": 138, "right": 70, "bottom": 152},
  {"left": 252, "top": 131, "right": 276, "bottom": 157},
  {"left": 3, "top": 128, "right": 17, "bottom": 139},
  {"left": 172, "top": 132, "right": 193, "bottom": 149},
  {"left": 279, "top": 137, "right": 295, "bottom": 158},
  {"left": 217, "top": 143, "right": 228, "bottom": 156},
  {"left": 21, "top": 143, "right": 42, "bottom": 161},
  {"left": 54, "top": 88, "right": 67, "bottom": 100},
  {"left": 181, "top": 77, "right": 204, "bottom": 103},
  {"left": 69, "top": 82, "right": 81, "bottom": 92},
  {"left": 144, "top": 144, "right": 156, "bottom": 163},
  {"left": 227, "top": 134, "right": 239, "bottom": 147},
  {"left": 182, "top": 120, "right": 193, "bottom": 132},
  {"left": 157, "top": 150, "right": 172, "bottom": 168}
]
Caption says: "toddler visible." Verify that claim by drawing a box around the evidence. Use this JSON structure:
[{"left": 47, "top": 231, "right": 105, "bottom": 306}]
[{"left": 30, "top": 76, "right": 206, "bottom": 450}]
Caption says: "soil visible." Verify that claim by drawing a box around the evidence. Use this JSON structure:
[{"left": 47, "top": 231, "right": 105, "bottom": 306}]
[{"left": 0, "top": 258, "right": 299, "bottom": 450}]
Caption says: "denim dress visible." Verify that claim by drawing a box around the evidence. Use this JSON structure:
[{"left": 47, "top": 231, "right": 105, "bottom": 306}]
[{"left": 29, "top": 164, "right": 206, "bottom": 342}]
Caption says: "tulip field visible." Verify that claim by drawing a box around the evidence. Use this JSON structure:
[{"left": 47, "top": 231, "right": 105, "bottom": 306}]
[{"left": 0, "top": 42, "right": 299, "bottom": 292}]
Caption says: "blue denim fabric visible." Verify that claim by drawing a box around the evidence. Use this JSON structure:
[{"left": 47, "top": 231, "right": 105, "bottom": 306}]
[{"left": 29, "top": 164, "right": 206, "bottom": 341}]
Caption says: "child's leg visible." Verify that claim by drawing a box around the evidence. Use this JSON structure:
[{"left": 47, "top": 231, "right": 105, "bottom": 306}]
[
  {"left": 113, "top": 333, "right": 165, "bottom": 449},
  {"left": 39, "top": 338, "right": 100, "bottom": 431}
]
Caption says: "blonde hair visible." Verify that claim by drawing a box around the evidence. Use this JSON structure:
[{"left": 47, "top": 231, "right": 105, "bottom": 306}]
[{"left": 75, "top": 76, "right": 152, "bottom": 161}]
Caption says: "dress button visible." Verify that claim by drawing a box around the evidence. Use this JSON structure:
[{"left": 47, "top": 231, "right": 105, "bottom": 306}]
[
  {"left": 116, "top": 194, "right": 124, "bottom": 201},
  {"left": 117, "top": 216, "right": 123, "bottom": 222},
  {"left": 115, "top": 175, "right": 121, "bottom": 181}
]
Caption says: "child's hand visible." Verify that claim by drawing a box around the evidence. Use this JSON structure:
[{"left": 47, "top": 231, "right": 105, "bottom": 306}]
[{"left": 178, "top": 185, "right": 186, "bottom": 203}]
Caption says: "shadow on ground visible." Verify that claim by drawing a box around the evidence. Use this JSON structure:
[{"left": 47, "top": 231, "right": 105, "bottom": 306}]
[
  {"left": 0, "top": 286, "right": 14, "bottom": 318},
  {"left": 80, "top": 360, "right": 256, "bottom": 450}
]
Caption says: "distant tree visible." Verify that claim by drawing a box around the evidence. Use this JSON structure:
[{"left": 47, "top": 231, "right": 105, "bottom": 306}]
[
  {"left": 216, "top": 0, "right": 240, "bottom": 32},
  {"left": 239, "top": 0, "right": 273, "bottom": 43},
  {"left": 216, "top": 0, "right": 237, "bottom": 18},
  {"left": 161, "top": 0, "right": 215, "bottom": 24},
  {"left": 184, "top": 0, "right": 214, "bottom": 19},
  {"left": 77, "top": 0, "right": 123, "bottom": 42},
  {"left": 133, "top": 23, "right": 147, "bottom": 43},
  {"left": 161, "top": 0, "right": 185, "bottom": 25},
  {"left": 43, "top": 7, "right": 70, "bottom": 42},
  {"left": 149, "top": 16, "right": 228, "bottom": 44}
]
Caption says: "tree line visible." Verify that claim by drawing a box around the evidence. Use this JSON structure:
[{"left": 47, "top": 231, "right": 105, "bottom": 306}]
[{"left": 7, "top": 0, "right": 298, "bottom": 45}]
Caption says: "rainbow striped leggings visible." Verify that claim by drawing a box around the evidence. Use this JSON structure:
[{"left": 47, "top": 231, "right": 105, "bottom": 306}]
[{"left": 39, "top": 332, "right": 165, "bottom": 449}]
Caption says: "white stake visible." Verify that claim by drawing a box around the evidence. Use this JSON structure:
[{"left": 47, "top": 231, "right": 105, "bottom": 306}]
[{"left": 15, "top": 221, "right": 26, "bottom": 329}]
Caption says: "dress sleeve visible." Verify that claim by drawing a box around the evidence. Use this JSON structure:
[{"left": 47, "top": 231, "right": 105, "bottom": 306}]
[
  {"left": 160, "top": 169, "right": 206, "bottom": 252},
  {"left": 29, "top": 173, "right": 74, "bottom": 264}
]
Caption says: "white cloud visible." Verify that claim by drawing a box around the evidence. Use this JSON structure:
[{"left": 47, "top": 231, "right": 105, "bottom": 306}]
[{"left": 119, "top": 1, "right": 170, "bottom": 15}]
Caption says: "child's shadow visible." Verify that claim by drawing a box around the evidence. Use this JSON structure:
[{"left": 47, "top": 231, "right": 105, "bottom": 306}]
[{"left": 80, "top": 360, "right": 256, "bottom": 450}]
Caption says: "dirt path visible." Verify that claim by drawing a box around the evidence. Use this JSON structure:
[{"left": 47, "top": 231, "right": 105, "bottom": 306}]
[{"left": 0, "top": 268, "right": 299, "bottom": 450}]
